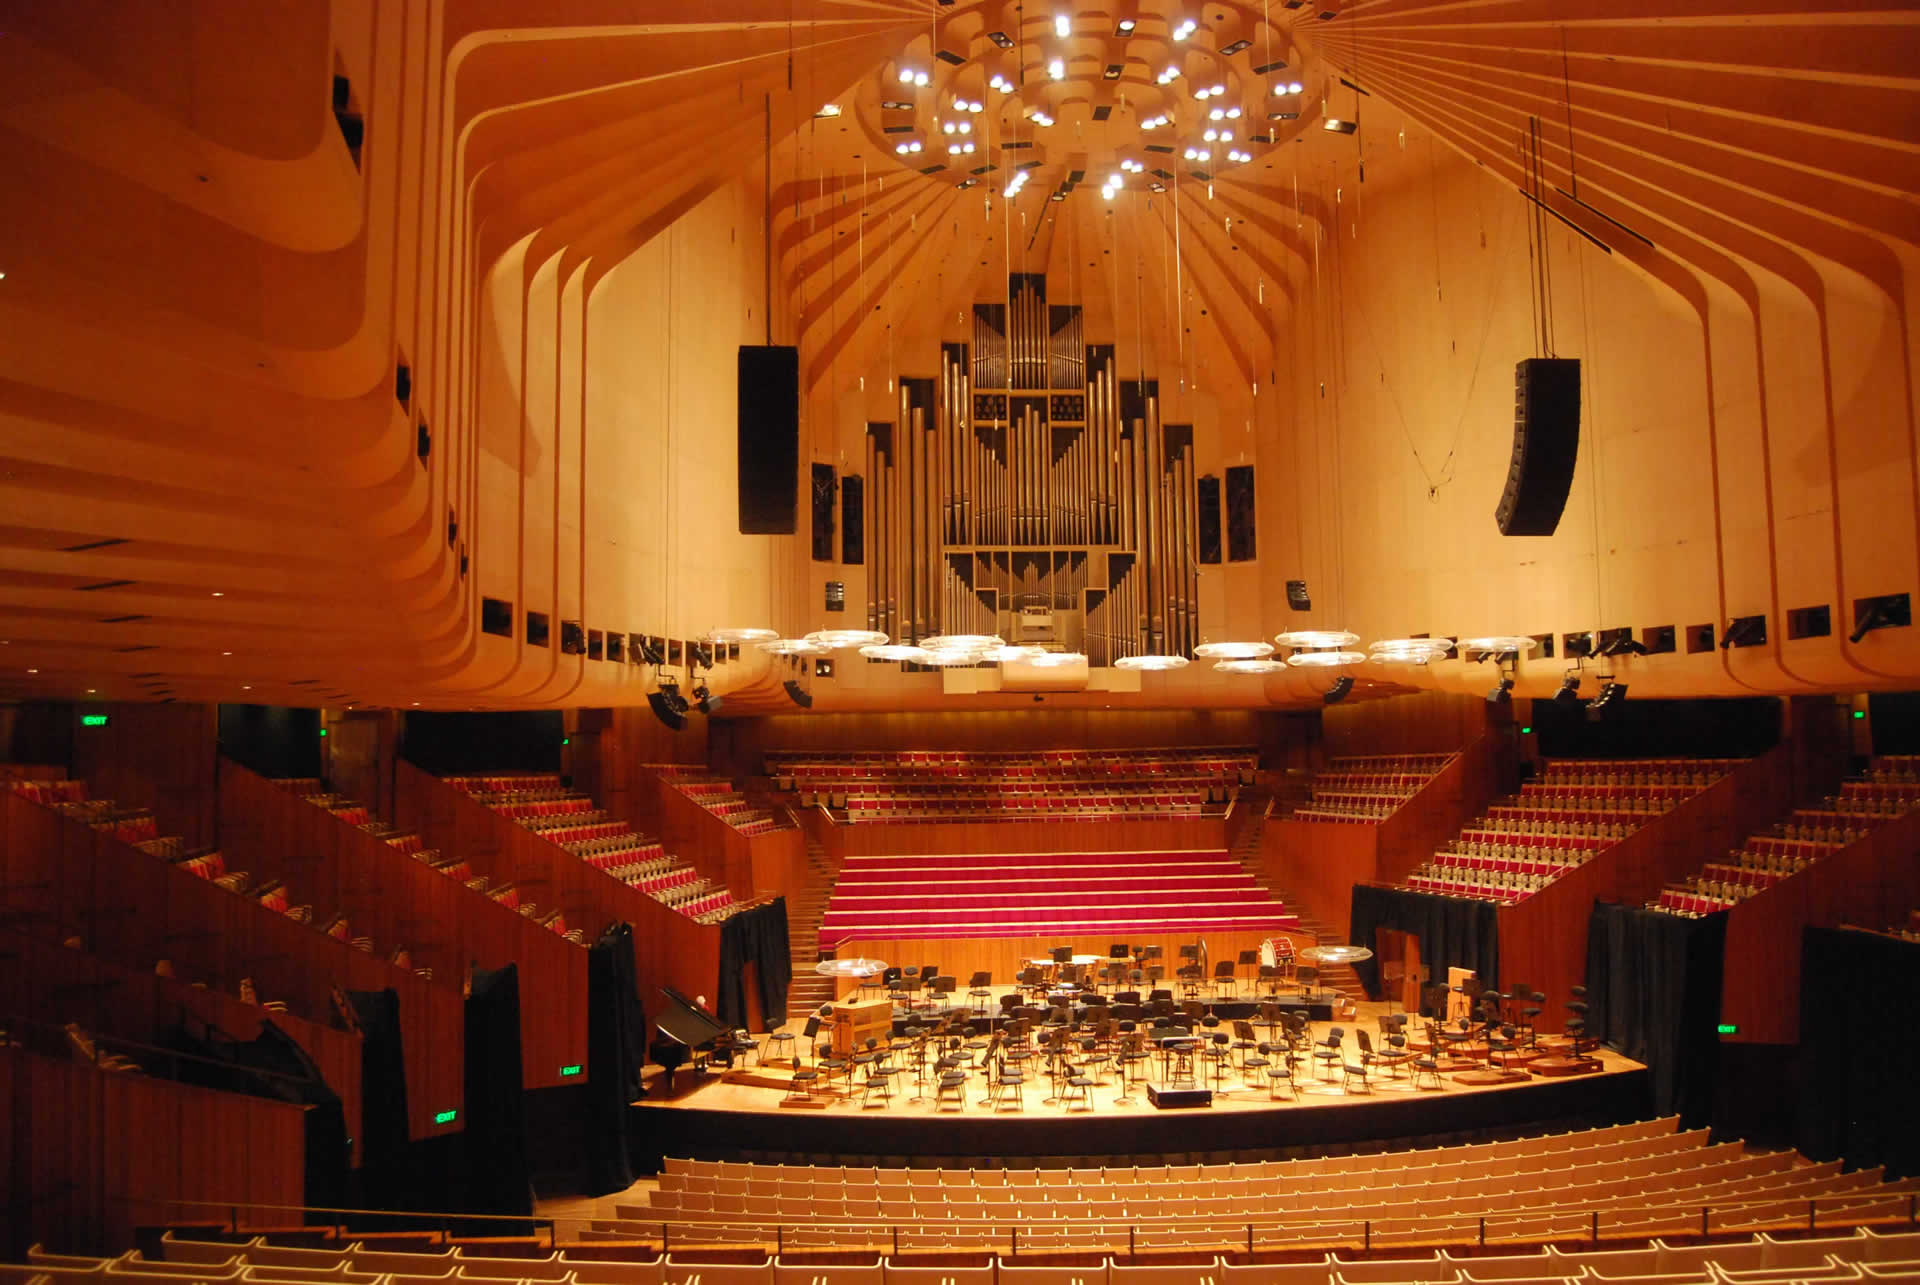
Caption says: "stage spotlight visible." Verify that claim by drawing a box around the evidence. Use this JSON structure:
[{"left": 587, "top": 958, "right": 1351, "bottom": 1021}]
[
  {"left": 1554, "top": 672, "right": 1582, "bottom": 706},
  {"left": 693, "top": 684, "right": 723, "bottom": 716},
  {"left": 638, "top": 637, "right": 666, "bottom": 666},
  {"left": 659, "top": 678, "right": 690, "bottom": 716},
  {"left": 1323, "top": 676, "right": 1354, "bottom": 704},
  {"left": 1720, "top": 614, "right": 1767, "bottom": 649},
  {"left": 1850, "top": 593, "right": 1911, "bottom": 643},
  {"left": 1486, "top": 677, "right": 1515, "bottom": 705}
]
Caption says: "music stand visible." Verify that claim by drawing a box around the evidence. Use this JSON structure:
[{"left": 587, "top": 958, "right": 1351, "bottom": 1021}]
[{"left": 1238, "top": 948, "right": 1259, "bottom": 989}]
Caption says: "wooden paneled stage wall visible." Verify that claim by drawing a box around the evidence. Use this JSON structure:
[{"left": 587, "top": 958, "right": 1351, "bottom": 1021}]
[
  {"left": 1323, "top": 693, "right": 1502, "bottom": 761},
  {"left": 219, "top": 760, "right": 584, "bottom": 1095},
  {"left": 0, "top": 788, "right": 385, "bottom": 1145},
  {"left": 825, "top": 815, "right": 1228, "bottom": 859},
  {"left": 1261, "top": 731, "right": 1506, "bottom": 937},
  {"left": 1719, "top": 807, "right": 1920, "bottom": 1046},
  {"left": 1, "top": 1044, "right": 307, "bottom": 1261},
  {"left": 392, "top": 761, "right": 723, "bottom": 1022},
  {"left": 1496, "top": 747, "right": 1795, "bottom": 1013},
  {"left": 826, "top": 929, "right": 1316, "bottom": 1004},
  {"left": 713, "top": 708, "right": 1307, "bottom": 772},
  {"left": 643, "top": 770, "right": 805, "bottom": 904}
]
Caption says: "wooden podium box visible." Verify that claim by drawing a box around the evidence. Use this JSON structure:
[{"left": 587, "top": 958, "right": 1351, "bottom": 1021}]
[{"left": 829, "top": 995, "right": 893, "bottom": 1056}]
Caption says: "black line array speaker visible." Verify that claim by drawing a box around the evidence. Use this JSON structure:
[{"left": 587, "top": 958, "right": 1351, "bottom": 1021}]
[
  {"left": 738, "top": 346, "right": 799, "bottom": 534},
  {"left": 1196, "top": 474, "right": 1222, "bottom": 564},
  {"left": 782, "top": 679, "right": 812, "bottom": 709},
  {"left": 1286, "top": 579, "right": 1312, "bottom": 611},
  {"left": 646, "top": 690, "right": 686, "bottom": 731},
  {"left": 1496, "top": 358, "right": 1581, "bottom": 537},
  {"left": 1226, "top": 465, "right": 1257, "bottom": 562}
]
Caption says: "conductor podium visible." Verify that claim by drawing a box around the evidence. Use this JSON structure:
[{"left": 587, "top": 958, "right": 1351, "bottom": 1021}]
[{"left": 829, "top": 994, "right": 893, "bottom": 1055}]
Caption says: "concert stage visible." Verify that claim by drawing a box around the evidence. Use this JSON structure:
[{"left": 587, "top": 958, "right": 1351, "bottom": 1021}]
[{"left": 630, "top": 1006, "right": 1649, "bottom": 1166}]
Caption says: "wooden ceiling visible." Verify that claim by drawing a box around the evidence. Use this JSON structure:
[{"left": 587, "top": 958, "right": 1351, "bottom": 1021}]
[{"left": 0, "top": 1, "right": 1914, "bottom": 714}]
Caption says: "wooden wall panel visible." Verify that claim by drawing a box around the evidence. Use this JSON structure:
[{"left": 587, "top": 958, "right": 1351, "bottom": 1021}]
[
  {"left": 71, "top": 702, "right": 218, "bottom": 848},
  {"left": 827, "top": 928, "right": 1317, "bottom": 1001},
  {"left": 1323, "top": 693, "right": 1500, "bottom": 760},
  {"left": 833, "top": 816, "right": 1228, "bottom": 858},
  {"left": 218, "top": 760, "right": 585, "bottom": 1093},
  {"left": 715, "top": 709, "right": 1274, "bottom": 772},
  {"left": 3, "top": 1044, "right": 306, "bottom": 1259},
  {"left": 323, "top": 708, "right": 400, "bottom": 822},
  {"left": 1721, "top": 808, "right": 1920, "bottom": 1045},
  {"left": 1262, "top": 817, "right": 1379, "bottom": 937},
  {"left": 393, "top": 761, "right": 724, "bottom": 1015}
]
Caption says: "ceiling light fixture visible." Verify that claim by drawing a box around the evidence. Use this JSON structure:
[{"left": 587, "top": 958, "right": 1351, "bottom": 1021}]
[
  {"left": 1215, "top": 658, "right": 1286, "bottom": 674},
  {"left": 1048, "top": 57, "right": 1066, "bottom": 79},
  {"left": 805, "top": 629, "right": 890, "bottom": 650},
  {"left": 1026, "top": 651, "right": 1088, "bottom": 667},
  {"left": 859, "top": 643, "right": 933, "bottom": 662},
  {"left": 1368, "top": 637, "right": 1453, "bottom": 664},
  {"left": 1195, "top": 640, "right": 1277, "bottom": 660},
  {"left": 1458, "top": 635, "right": 1539, "bottom": 659},
  {"left": 1114, "top": 654, "right": 1190, "bottom": 671},
  {"left": 1117, "top": 18, "right": 1137, "bottom": 33},
  {"left": 1055, "top": 14, "right": 1071, "bottom": 37},
  {"left": 814, "top": 104, "right": 843, "bottom": 118},
  {"left": 757, "top": 637, "right": 831, "bottom": 657}
]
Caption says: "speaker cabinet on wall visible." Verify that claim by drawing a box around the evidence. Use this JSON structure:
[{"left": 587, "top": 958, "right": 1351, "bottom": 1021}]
[
  {"left": 1286, "top": 580, "right": 1311, "bottom": 611},
  {"left": 1196, "top": 474, "right": 1222, "bottom": 564},
  {"left": 841, "top": 475, "right": 865, "bottom": 564},
  {"left": 1226, "top": 465, "right": 1257, "bottom": 562},
  {"left": 1496, "top": 357, "right": 1581, "bottom": 536},
  {"left": 783, "top": 679, "right": 813, "bottom": 709},
  {"left": 646, "top": 690, "right": 686, "bottom": 730},
  {"left": 738, "top": 345, "right": 799, "bottom": 534},
  {"left": 810, "top": 463, "right": 837, "bottom": 561}
]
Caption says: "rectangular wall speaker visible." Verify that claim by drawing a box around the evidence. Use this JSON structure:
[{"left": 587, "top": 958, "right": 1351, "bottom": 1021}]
[
  {"left": 1496, "top": 357, "right": 1581, "bottom": 536},
  {"left": 1196, "top": 474, "right": 1222, "bottom": 564},
  {"left": 810, "top": 463, "right": 837, "bottom": 561},
  {"left": 841, "top": 475, "right": 865, "bottom": 565},
  {"left": 1226, "top": 465, "right": 1257, "bottom": 562},
  {"left": 738, "top": 345, "right": 799, "bottom": 534}
]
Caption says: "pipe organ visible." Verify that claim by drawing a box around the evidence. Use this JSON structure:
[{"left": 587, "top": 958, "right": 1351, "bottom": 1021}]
[{"left": 865, "top": 273, "right": 1201, "bottom": 665}]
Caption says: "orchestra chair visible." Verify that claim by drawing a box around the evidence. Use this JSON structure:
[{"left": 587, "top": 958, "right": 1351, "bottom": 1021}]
[
  {"left": 1313, "top": 1027, "right": 1345, "bottom": 1080},
  {"left": 1212, "top": 959, "right": 1238, "bottom": 999},
  {"left": 987, "top": 1053, "right": 1025, "bottom": 1112},
  {"left": 765, "top": 1014, "right": 808, "bottom": 1065},
  {"left": 1240, "top": 1039, "right": 1272, "bottom": 1088}
]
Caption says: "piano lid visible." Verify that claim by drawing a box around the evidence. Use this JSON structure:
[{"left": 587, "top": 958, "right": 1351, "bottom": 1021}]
[{"left": 655, "top": 985, "right": 730, "bottom": 1046}]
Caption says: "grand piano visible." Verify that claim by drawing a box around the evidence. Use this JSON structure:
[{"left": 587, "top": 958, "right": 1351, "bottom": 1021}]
[{"left": 649, "top": 986, "right": 732, "bottom": 1090}]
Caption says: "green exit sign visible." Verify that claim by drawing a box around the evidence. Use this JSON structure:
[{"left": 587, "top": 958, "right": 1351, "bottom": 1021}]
[
  {"left": 1717, "top": 1023, "right": 1739, "bottom": 1035},
  {"left": 560, "top": 1064, "right": 582, "bottom": 1077},
  {"left": 434, "top": 1109, "right": 458, "bottom": 1125},
  {"left": 81, "top": 714, "right": 110, "bottom": 728},
  {"left": 319, "top": 728, "right": 328, "bottom": 737},
  {"left": 1854, "top": 710, "right": 1867, "bottom": 720},
  {"left": 1520, "top": 726, "right": 1533, "bottom": 735}
]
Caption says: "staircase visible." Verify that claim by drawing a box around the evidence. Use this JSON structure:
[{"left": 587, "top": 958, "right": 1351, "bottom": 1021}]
[
  {"left": 1229, "top": 785, "right": 1366, "bottom": 1001},
  {"left": 783, "top": 824, "right": 847, "bottom": 1023}
]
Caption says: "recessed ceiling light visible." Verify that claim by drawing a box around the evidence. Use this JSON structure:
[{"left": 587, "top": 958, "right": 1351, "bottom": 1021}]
[
  {"left": 813, "top": 104, "right": 842, "bottom": 118},
  {"left": 988, "top": 30, "right": 1013, "bottom": 48},
  {"left": 222, "top": 650, "right": 232, "bottom": 656},
  {"left": 1116, "top": 19, "right": 1136, "bottom": 33},
  {"left": 211, "top": 591, "right": 224, "bottom": 597},
  {"left": 27, "top": 668, "right": 39, "bottom": 674},
  {"left": 1055, "top": 13, "right": 1071, "bottom": 37},
  {"left": 87, "top": 688, "right": 96, "bottom": 694},
  {"left": 1048, "top": 57, "right": 1065, "bottom": 79}
]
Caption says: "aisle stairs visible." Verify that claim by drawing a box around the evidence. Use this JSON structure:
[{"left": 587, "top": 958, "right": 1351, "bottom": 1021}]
[
  {"left": 783, "top": 823, "right": 846, "bottom": 1023},
  {"left": 1229, "top": 784, "right": 1365, "bottom": 1001}
]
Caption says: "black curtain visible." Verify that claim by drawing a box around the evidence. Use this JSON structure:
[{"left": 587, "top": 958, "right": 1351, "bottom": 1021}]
[
  {"left": 585, "top": 924, "right": 647, "bottom": 1195},
  {"left": 716, "top": 898, "right": 793, "bottom": 1029},
  {"left": 1583, "top": 901, "right": 1725, "bottom": 1125},
  {"left": 1797, "top": 927, "right": 1920, "bottom": 1178},
  {"left": 1347, "top": 885, "right": 1500, "bottom": 1000},
  {"left": 462, "top": 965, "right": 533, "bottom": 1227},
  {"left": 346, "top": 988, "right": 412, "bottom": 1215}
]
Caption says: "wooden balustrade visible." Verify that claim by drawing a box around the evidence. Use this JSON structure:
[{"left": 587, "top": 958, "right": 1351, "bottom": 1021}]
[
  {"left": 1, "top": 1043, "right": 308, "bottom": 1260},
  {"left": 392, "top": 761, "right": 723, "bottom": 1015},
  {"left": 831, "top": 814, "right": 1227, "bottom": 858},
  {"left": 645, "top": 772, "right": 805, "bottom": 903},
  {"left": 217, "top": 760, "right": 586, "bottom": 1092}
]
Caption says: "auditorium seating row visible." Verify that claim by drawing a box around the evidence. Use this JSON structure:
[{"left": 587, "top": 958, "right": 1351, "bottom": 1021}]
[
  {"left": 605, "top": 1121, "right": 1920, "bottom": 1253},
  {"left": 1650, "top": 790, "right": 1907, "bottom": 918},
  {"left": 452, "top": 773, "right": 748, "bottom": 924},
  {"left": 1397, "top": 757, "right": 1737, "bottom": 905},
  {"left": 1866, "top": 754, "right": 1920, "bottom": 785},
  {"left": 7, "top": 1224, "right": 1899, "bottom": 1285},
  {"left": 6, "top": 1225, "right": 1916, "bottom": 1285},
  {"left": 820, "top": 849, "right": 1297, "bottom": 946},
  {"left": 1287, "top": 754, "right": 1455, "bottom": 824}
]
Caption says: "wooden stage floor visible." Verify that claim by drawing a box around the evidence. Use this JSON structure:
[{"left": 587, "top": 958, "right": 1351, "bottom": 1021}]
[{"left": 628, "top": 999, "right": 1651, "bottom": 1164}]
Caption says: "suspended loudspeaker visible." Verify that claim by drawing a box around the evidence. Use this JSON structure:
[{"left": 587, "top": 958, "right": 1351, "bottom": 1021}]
[
  {"left": 1286, "top": 580, "right": 1311, "bottom": 611},
  {"left": 646, "top": 690, "right": 686, "bottom": 731},
  {"left": 1323, "top": 676, "right": 1354, "bottom": 705},
  {"left": 783, "top": 680, "right": 813, "bottom": 709},
  {"left": 738, "top": 346, "right": 800, "bottom": 534},
  {"left": 1495, "top": 358, "right": 1581, "bottom": 536}
]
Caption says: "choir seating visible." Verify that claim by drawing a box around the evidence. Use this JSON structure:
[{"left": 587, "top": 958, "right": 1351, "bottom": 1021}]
[
  {"left": 818, "top": 848, "right": 1299, "bottom": 945},
  {"left": 653, "top": 765, "right": 794, "bottom": 838},
  {"left": 447, "top": 773, "right": 748, "bottom": 923},
  {"left": 1401, "top": 757, "right": 1742, "bottom": 905},
  {"left": 768, "top": 747, "right": 1253, "bottom": 823},
  {"left": 1651, "top": 770, "right": 1913, "bottom": 917},
  {"left": 1288, "top": 754, "right": 1457, "bottom": 823}
]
